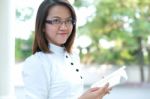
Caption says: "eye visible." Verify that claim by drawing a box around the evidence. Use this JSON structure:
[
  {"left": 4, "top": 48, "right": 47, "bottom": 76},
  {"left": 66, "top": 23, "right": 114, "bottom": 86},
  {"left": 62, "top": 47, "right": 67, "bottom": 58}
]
[
  {"left": 66, "top": 19, "right": 72, "bottom": 24},
  {"left": 51, "top": 19, "right": 61, "bottom": 24},
  {"left": 66, "top": 19, "right": 75, "bottom": 25}
]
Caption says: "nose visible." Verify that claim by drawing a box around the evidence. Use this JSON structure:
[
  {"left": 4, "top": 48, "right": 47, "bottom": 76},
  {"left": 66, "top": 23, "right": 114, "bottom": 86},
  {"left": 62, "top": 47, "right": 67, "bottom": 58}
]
[{"left": 59, "top": 22, "right": 68, "bottom": 30}]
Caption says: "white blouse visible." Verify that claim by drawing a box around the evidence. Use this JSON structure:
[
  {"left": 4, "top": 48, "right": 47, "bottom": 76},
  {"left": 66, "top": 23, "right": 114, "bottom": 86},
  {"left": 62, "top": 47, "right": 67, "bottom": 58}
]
[{"left": 23, "top": 43, "right": 83, "bottom": 99}]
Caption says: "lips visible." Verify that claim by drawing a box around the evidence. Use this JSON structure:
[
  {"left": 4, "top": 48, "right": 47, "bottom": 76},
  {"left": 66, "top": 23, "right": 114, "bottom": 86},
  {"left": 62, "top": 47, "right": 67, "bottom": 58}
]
[{"left": 59, "top": 33, "right": 68, "bottom": 36}]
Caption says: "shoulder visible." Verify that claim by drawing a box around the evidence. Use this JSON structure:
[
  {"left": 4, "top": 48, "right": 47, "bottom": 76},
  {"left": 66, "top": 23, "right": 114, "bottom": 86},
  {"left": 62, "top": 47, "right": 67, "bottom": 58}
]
[
  {"left": 23, "top": 52, "right": 46, "bottom": 71},
  {"left": 24, "top": 52, "right": 43, "bottom": 64}
]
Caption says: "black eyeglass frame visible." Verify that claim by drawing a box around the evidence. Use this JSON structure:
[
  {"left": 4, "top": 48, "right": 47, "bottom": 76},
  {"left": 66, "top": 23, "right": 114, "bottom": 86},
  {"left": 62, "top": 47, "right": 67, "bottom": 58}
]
[{"left": 45, "top": 19, "right": 76, "bottom": 26}]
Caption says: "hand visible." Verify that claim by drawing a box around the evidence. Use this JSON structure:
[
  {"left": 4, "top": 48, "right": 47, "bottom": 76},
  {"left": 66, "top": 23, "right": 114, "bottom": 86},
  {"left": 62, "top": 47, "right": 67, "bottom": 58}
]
[{"left": 79, "top": 83, "right": 111, "bottom": 99}]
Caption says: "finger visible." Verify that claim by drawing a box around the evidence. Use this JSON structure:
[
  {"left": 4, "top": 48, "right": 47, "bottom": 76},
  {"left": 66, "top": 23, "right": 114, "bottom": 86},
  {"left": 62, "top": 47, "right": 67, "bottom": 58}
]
[
  {"left": 105, "top": 89, "right": 111, "bottom": 95},
  {"left": 108, "top": 87, "right": 112, "bottom": 91},
  {"left": 106, "top": 90, "right": 110, "bottom": 94},
  {"left": 101, "top": 83, "right": 110, "bottom": 95},
  {"left": 93, "top": 83, "right": 110, "bottom": 96},
  {"left": 104, "top": 83, "right": 109, "bottom": 87},
  {"left": 105, "top": 85, "right": 112, "bottom": 95},
  {"left": 96, "top": 86, "right": 107, "bottom": 94},
  {"left": 90, "top": 87, "right": 100, "bottom": 92},
  {"left": 108, "top": 87, "right": 112, "bottom": 92}
]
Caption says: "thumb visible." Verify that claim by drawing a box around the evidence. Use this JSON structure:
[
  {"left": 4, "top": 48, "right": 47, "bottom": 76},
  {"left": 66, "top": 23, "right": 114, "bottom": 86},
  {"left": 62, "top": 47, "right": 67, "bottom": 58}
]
[{"left": 97, "top": 83, "right": 109, "bottom": 94}]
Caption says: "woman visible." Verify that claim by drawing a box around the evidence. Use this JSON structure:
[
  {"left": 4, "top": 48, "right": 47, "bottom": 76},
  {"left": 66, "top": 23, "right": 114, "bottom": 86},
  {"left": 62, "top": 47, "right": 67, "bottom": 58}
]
[{"left": 23, "top": 0, "right": 111, "bottom": 99}]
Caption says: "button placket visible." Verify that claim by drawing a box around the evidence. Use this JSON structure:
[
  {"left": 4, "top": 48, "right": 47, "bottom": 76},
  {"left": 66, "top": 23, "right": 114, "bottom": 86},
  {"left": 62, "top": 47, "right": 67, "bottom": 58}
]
[
  {"left": 65, "top": 52, "right": 83, "bottom": 80},
  {"left": 65, "top": 53, "right": 74, "bottom": 66},
  {"left": 76, "top": 68, "right": 83, "bottom": 79}
]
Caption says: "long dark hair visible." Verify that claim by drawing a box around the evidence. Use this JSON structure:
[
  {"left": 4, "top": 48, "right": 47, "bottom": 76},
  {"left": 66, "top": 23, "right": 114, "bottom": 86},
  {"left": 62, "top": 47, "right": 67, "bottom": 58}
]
[{"left": 32, "top": 0, "right": 76, "bottom": 54}]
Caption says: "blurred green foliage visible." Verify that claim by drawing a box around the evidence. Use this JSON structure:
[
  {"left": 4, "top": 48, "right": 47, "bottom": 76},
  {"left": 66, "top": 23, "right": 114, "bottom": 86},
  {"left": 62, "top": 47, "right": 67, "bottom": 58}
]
[
  {"left": 15, "top": 33, "right": 33, "bottom": 62},
  {"left": 76, "top": 0, "right": 150, "bottom": 66}
]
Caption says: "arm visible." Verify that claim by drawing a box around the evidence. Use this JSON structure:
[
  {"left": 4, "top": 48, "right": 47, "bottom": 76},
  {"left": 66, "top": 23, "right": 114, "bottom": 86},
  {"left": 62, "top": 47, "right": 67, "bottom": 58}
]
[{"left": 22, "top": 55, "right": 49, "bottom": 99}]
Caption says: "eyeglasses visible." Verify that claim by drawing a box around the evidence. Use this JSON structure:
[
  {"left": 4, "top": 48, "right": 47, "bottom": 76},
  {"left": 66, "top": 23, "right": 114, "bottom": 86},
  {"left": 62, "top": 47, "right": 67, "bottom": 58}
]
[{"left": 45, "top": 18, "right": 76, "bottom": 27}]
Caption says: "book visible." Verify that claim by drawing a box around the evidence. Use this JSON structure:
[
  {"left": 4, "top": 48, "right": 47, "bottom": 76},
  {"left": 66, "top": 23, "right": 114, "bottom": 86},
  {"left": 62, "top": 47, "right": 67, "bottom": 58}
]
[{"left": 91, "top": 66, "right": 128, "bottom": 88}]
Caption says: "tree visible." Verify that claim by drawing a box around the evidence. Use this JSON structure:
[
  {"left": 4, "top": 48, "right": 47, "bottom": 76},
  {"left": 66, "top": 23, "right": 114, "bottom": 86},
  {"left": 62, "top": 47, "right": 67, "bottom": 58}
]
[{"left": 75, "top": 0, "right": 150, "bottom": 82}]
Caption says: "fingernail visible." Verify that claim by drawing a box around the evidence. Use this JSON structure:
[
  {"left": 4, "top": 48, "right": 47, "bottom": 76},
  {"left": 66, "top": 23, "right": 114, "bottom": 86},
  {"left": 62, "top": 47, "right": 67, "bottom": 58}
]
[{"left": 105, "top": 83, "right": 109, "bottom": 86}]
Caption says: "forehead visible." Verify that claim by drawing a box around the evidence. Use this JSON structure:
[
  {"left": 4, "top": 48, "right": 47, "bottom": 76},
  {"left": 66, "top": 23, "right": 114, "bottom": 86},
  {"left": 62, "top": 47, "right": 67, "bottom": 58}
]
[{"left": 47, "top": 4, "right": 71, "bottom": 19}]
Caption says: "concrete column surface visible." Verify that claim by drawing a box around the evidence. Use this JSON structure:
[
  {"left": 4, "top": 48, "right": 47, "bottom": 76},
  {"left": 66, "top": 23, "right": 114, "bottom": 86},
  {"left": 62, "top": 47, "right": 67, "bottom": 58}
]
[{"left": 0, "top": 0, "right": 15, "bottom": 99}]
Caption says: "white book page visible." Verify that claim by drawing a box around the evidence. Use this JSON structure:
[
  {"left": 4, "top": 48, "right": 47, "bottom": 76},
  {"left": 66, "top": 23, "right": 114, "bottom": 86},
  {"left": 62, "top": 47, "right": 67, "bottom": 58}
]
[{"left": 91, "top": 66, "right": 128, "bottom": 88}]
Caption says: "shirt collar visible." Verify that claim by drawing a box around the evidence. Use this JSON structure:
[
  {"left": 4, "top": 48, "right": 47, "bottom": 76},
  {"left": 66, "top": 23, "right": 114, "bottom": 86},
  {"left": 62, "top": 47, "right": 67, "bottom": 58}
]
[{"left": 48, "top": 43, "right": 65, "bottom": 54}]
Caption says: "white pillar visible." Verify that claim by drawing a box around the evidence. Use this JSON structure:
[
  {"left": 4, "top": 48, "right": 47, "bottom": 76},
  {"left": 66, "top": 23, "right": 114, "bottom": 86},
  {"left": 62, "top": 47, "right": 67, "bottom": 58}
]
[{"left": 0, "top": 0, "right": 15, "bottom": 99}]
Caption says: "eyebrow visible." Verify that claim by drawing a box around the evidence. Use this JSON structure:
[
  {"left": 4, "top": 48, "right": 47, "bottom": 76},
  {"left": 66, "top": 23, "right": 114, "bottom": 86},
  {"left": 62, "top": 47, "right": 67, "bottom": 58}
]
[{"left": 49, "top": 16, "right": 72, "bottom": 20}]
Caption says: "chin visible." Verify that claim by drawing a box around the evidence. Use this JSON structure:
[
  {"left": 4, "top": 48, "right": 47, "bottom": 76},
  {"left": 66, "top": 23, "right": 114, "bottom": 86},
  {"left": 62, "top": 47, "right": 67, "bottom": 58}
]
[
  {"left": 60, "top": 40, "right": 67, "bottom": 45},
  {"left": 55, "top": 39, "right": 67, "bottom": 45},
  {"left": 58, "top": 42, "right": 66, "bottom": 46}
]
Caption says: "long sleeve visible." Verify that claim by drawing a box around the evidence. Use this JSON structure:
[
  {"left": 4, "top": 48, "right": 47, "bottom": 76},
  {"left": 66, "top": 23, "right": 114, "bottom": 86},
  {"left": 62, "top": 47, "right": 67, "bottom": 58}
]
[{"left": 22, "top": 54, "right": 49, "bottom": 99}]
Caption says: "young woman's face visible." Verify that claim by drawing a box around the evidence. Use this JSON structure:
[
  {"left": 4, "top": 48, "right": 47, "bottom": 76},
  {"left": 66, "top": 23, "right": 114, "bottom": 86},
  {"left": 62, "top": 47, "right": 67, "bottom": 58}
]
[{"left": 44, "top": 5, "right": 73, "bottom": 46}]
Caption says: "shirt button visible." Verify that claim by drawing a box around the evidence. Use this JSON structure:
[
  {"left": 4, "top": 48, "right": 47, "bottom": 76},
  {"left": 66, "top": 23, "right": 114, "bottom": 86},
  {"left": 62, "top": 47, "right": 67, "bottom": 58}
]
[
  {"left": 66, "top": 55, "right": 68, "bottom": 58},
  {"left": 80, "top": 76, "right": 83, "bottom": 79},
  {"left": 71, "top": 62, "right": 74, "bottom": 65},
  {"left": 76, "top": 69, "right": 79, "bottom": 72}
]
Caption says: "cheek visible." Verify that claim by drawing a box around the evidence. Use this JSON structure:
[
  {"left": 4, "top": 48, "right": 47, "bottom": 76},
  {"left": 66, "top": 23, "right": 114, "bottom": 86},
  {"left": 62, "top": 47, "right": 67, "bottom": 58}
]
[{"left": 45, "top": 26, "right": 57, "bottom": 36}]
